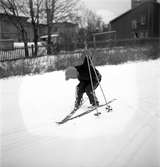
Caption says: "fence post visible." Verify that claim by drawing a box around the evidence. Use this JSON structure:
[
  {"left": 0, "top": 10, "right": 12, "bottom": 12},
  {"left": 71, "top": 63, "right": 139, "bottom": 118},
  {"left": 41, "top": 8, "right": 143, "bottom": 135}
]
[{"left": 31, "top": 44, "right": 34, "bottom": 57}]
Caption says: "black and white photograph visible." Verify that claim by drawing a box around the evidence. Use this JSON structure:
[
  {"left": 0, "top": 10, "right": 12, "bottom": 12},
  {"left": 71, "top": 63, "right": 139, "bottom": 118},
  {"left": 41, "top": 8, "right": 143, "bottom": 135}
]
[{"left": 0, "top": 0, "right": 160, "bottom": 167}]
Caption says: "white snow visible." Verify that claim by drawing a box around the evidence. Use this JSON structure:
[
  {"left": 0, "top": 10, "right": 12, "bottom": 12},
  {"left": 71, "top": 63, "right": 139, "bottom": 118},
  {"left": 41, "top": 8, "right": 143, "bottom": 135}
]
[
  {"left": 0, "top": 59, "right": 160, "bottom": 167},
  {"left": 14, "top": 42, "right": 42, "bottom": 48}
]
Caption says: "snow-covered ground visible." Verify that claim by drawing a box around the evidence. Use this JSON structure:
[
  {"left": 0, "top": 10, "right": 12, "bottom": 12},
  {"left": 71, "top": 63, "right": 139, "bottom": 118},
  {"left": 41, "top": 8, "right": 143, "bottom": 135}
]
[{"left": 0, "top": 59, "right": 160, "bottom": 167}]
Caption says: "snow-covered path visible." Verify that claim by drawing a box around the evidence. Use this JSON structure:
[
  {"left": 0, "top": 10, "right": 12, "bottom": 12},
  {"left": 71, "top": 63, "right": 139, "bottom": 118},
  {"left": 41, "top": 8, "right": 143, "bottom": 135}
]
[{"left": 0, "top": 60, "right": 160, "bottom": 167}]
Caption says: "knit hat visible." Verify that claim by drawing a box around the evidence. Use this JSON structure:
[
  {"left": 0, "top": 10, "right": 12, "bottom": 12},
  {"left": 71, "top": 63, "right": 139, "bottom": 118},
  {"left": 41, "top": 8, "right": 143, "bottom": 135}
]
[{"left": 65, "top": 66, "right": 78, "bottom": 80}]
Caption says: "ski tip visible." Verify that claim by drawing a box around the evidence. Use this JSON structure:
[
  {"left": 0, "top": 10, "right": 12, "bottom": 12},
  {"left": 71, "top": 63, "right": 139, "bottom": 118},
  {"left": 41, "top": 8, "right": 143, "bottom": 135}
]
[{"left": 56, "top": 121, "right": 65, "bottom": 125}]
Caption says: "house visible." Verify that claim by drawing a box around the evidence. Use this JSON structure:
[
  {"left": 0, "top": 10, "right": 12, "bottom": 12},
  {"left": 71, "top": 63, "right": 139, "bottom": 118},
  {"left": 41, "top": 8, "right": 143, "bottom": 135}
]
[
  {"left": 131, "top": 0, "right": 157, "bottom": 8},
  {"left": 0, "top": 13, "right": 29, "bottom": 41},
  {"left": 39, "top": 22, "right": 79, "bottom": 47},
  {"left": 0, "top": 13, "right": 79, "bottom": 45},
  {"left": 109, "top": 0, "right": 160, "bottom": 39}
]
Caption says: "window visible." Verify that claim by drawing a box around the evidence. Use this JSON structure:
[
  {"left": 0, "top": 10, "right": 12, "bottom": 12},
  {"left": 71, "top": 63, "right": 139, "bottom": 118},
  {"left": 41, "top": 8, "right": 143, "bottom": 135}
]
[
  {"left": 131, "top": 20, "right": 137, "bottom": 29},
  {"left": 140, "top": 16, "right": 146, "bottom": 25}
]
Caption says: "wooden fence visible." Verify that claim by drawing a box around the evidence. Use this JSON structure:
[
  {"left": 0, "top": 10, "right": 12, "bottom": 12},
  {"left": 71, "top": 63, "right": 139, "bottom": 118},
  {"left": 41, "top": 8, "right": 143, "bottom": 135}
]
[
  {"left": 0, "top": 38, "right": 159, "bottom": 62},
  {"left": 0, "top": 46, "right": 46, "bottom": 62}
]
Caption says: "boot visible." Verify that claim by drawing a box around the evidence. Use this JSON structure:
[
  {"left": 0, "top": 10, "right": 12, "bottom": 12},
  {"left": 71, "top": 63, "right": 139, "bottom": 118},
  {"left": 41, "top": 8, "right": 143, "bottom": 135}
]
[
  {"left": 91, "top": 101, "right": 99, "bottom": 107},
  {"left": 74, "top": 97, "right": 83, "bottom": 110},
  {"left": 87, "top": 91, "right": 99, "bottom": 107}
]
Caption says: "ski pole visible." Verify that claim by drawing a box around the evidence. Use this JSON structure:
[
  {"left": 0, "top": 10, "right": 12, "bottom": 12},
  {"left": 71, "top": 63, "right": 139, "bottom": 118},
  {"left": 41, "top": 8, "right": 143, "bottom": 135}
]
[
  {"left": 87, "top": 50, "right": 109, "bottom": 106},
  {"left": 84, "top": 42, "right": 99, "bottom": 114},
  {"left": 86, "top": 53, "right": 99, "bottom": 114}
]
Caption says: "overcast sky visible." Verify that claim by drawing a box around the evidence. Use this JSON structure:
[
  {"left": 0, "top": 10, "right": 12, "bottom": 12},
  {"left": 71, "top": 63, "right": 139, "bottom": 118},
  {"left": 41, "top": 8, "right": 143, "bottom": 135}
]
[{"left": 82, "top": 0, "right": 131, "bottom": 23}]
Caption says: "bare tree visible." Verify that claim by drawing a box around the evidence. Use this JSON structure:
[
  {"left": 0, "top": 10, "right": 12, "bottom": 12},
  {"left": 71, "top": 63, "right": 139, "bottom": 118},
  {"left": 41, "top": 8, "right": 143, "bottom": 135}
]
[
  {"left": 45, "top": 0, "right": 55, "bottom": 54},
  {"left": 76, "top": 4, "right": 105, "bottom": 43},
  {"left": 28, "top": 0, "right": 44, "bottom": 56},
  {"left": 1, "top": 0, "right": 81, "bottom": 55},
  {"left": 0, "top": 0, "right": 29, "bottom": 57},
  {"left": 44, "top": 0, "right": 79, "bottom": 54},
  {"left": 80, "top": 6, "right": 104, "bottom": 32}
]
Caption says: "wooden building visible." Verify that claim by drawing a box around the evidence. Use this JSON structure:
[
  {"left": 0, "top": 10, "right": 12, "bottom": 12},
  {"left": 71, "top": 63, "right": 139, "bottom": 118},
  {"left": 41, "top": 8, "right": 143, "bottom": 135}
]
[
  {"left": 131, "top": 0, "right": 157, "bottom": 9},
  {"left": 0, "top": 13, "right": 29, "bottom": 41},
  {"left": 109, "top": 1, "right": 160, "bottom": 39},
  {"left": 39, "top": 22, "right": 78, "bottom": 46},
  {"left": 0, "top": 13, "right": 78, "bottom": 44}
]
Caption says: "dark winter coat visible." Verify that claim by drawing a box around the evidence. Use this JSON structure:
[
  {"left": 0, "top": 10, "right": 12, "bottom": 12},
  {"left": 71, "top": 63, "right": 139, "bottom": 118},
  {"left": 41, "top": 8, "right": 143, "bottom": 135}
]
[{"left": 75, "top": 57, "right": 101, "bottom": 82}]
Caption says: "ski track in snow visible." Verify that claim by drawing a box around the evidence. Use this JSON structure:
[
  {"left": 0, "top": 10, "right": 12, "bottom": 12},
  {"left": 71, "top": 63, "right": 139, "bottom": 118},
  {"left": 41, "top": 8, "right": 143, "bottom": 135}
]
[{"left": 0, "top": 59, "right": 160, "bottom": 167}]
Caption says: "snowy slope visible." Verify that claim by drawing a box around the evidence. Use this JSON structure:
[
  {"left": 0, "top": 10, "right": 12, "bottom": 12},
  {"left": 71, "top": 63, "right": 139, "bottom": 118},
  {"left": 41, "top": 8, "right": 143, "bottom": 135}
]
[{"left": 0, "top": 59, "right": 160, "bottom": 167}]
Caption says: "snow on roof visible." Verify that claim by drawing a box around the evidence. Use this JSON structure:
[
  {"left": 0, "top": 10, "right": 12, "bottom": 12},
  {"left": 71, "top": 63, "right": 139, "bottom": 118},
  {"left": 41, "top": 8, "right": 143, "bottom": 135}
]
[{"left": 40, "top": 34, "right": 59, "bottom": 38}]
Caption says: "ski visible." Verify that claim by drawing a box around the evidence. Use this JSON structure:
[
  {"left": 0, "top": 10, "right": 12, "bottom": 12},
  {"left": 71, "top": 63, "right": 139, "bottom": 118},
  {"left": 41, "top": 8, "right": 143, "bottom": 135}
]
[
  {"left": 69, "top": 99, "right": 116, "bottom": 120},
  {"left": 56, "top": 98, "right": 87, "bottom": 124},
  {"left": 56, "top": 99, "right": 116, "bottom": 125},
  {"left": 56, "top": 108, "right": 78, "bottom": 124}
]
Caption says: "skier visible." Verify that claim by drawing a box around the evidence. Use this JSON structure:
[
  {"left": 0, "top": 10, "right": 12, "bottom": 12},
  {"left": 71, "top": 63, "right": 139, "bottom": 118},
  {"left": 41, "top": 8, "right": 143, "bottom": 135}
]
[{"left": 65, "top": 53, "right": 102, "bottom": 110}]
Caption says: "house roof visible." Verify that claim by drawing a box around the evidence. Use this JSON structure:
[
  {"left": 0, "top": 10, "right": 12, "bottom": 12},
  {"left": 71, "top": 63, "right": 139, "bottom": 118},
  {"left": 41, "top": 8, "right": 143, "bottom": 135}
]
[
  {"left": 39, "top": 22, "right": 78, "bottom": 27},
  {"left": 110, "top": 1, "right": 159, "bottom": 23},
  {"left": 0, "top": 12, "right": 27, "bottom": 18},
  {"left": 0, "top": 13, "right": 28, "bottom": 20},
  {"left": 0, "top": 13, "right": 78, "bottom": 28}
]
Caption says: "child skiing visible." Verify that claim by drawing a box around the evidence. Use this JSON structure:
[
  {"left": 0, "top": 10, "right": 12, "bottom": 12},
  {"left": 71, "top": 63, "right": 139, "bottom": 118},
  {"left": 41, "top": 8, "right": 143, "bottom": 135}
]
[{"left": 65, "top": 53, "right": 102, "bottom": 110}]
